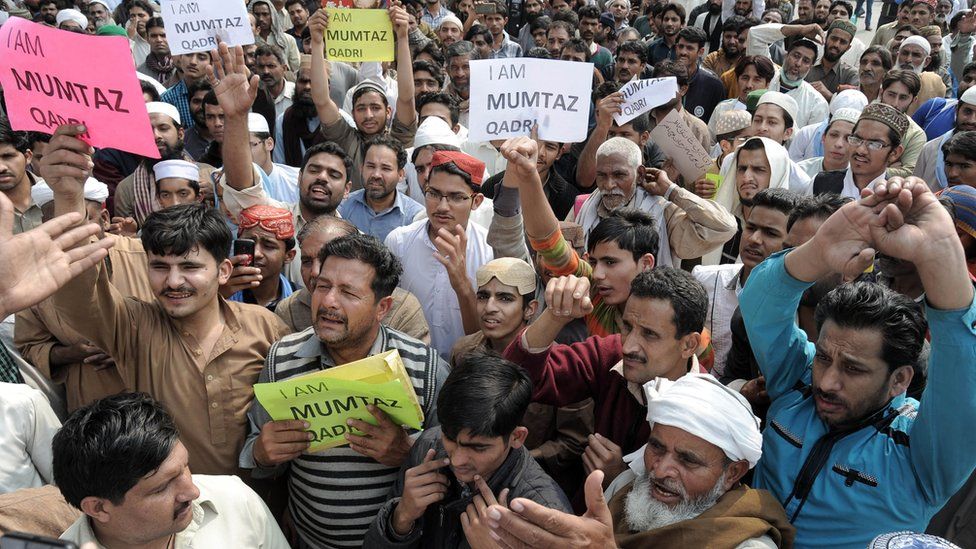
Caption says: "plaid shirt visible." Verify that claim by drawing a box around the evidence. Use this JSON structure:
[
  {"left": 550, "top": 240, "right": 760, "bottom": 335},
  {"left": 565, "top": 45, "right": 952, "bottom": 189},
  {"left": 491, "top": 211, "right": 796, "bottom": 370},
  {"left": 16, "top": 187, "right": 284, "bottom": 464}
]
[
  {"left": 420, "top": 5, "right": 455, "bottom": 28},
  {"left": 0, "top": 342, "right": 23, "bottom": 384},
  {"left": 489, "top": 32, "right": 523, "bottom": 59},
  {"left": 161, "top": 80, "right": 194, "bottom": 128}
]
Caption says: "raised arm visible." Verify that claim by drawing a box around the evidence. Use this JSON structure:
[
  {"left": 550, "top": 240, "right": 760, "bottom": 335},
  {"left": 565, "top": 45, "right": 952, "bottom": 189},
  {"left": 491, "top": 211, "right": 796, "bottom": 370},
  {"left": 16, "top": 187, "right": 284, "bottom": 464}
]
[
  {"left": 309, "top": 9, "right": 342, "bottom": 127},
  {"left": 390, "top": 3, "right": 417, "bottom": 128},
  {"left": 645, "top": 168, "right": 738, "bottom": 259},
  {"left": 211, "top": 43, "right": 261, "bottom": 191}
]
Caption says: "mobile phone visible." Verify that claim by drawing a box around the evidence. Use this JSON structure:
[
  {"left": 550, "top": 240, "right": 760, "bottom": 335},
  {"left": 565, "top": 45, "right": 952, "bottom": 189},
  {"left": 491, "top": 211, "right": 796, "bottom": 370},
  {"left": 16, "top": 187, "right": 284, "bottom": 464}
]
[
  {"left": 232, "top": 238, "right": 256, "bottom": 267},
  {"left": 1, "top": 533, "right": 78, "bottom": 549},
  {"left": 475, "top": 2, "right": 497, "bottom": 14}
]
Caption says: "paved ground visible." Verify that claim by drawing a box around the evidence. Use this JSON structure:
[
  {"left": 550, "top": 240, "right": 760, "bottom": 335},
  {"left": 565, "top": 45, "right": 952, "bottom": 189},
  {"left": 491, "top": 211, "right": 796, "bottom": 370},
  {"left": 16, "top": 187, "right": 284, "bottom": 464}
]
[{"left": 855, "top": 0, "right": 883, "bottom": 43}]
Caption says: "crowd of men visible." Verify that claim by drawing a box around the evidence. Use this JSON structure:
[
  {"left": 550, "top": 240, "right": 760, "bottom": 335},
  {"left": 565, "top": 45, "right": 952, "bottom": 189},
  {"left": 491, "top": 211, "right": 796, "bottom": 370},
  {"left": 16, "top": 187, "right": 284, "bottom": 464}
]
[{"left": 0, "top": 0, "right": 975, "bottom": 547}]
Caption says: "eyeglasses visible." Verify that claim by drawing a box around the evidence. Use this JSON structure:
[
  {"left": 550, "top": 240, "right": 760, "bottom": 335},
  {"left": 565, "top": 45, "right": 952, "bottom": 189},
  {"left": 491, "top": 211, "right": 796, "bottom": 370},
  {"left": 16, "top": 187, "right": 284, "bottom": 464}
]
[
  {"left": 424, "top": 188, "right": 474, "bottom": 205},
  {"left": 847, "top": 135, "right": 891, "bottom": 151}
]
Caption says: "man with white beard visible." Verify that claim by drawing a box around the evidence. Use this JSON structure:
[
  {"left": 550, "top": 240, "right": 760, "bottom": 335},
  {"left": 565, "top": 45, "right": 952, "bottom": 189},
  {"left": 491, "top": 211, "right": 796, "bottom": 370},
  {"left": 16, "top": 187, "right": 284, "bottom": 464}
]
[
  {"left": 896, "top": 36, "right": 947, "bottom": 114},
  {"left": 484, "top": 374, "right": 795, "bottom": 548}
]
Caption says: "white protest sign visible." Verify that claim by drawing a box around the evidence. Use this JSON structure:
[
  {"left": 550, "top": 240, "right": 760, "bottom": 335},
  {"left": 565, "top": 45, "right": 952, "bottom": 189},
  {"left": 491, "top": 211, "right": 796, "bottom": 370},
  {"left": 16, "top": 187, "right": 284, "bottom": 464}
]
[
  {"left": 649, "top": 109, "right": 714, "bottom": 183},
  {"left": 468, "top": 58, "right": 593, "bottom": 143},
  {"left": 613, "top": 77, "right": 678, "bottom": 126},
  {"left": 160, "top": 0, "right": 254, "bottom": 55}
]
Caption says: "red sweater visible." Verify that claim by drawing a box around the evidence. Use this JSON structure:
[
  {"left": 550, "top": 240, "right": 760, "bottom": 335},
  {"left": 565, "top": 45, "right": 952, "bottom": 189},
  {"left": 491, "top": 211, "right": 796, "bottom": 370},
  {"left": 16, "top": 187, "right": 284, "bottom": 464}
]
[{"left": 503, "top": 332, "right": 650, "bottom": 456}]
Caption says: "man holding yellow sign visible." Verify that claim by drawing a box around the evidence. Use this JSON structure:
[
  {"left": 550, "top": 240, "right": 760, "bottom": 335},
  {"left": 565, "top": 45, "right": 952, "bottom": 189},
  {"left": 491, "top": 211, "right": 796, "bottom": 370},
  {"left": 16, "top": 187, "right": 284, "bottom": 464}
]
[{"left": 240, "top": 233, "right": 448, "bottom": 549}]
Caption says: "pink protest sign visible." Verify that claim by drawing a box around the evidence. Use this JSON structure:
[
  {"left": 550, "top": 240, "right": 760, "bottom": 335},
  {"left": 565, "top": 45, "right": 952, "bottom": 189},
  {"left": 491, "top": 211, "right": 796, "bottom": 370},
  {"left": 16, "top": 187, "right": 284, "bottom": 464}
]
[{"left": 0, "top": 18, "right": 159, "bottom": 158}]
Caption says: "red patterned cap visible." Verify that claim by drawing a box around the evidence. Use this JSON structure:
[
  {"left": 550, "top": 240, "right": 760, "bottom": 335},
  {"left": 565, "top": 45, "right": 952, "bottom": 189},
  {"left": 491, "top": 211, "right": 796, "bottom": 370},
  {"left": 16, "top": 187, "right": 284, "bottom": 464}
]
[
  {"left": 430, "top": 151, "right": 486, "bottom": 188},
  {"left": 238, "top": 205, "right": 295, "bottom": 240}
]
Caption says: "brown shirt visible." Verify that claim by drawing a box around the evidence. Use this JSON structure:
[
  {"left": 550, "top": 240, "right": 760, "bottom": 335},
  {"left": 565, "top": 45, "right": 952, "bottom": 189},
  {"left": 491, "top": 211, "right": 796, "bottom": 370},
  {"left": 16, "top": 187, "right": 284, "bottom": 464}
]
[
  {"left": 319, "top": 115, "right": 417, "bottom": 191},
  {"left": 15, "top": 235, "right": 156, "bottom": 412},
  {"left": 0, "top": 485, "right": 80, "bottom": 538},
  {"left": 274, "top": 287, "right": 431, "bottom": 343},
  {"left": 52, "top": 261, "right": 291, "bottom": 475}
]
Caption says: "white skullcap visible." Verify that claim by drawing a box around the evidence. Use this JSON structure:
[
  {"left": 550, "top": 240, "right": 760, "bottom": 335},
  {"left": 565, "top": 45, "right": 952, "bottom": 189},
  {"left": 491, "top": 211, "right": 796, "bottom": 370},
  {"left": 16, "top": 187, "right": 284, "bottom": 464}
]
[
  {"left": 757, "top": 91, "right": 799, "bottom": 129},
  {"left": 248, "top": 112, "right": 270, "bottom": 134},
  {"left": 88, "top": 0, "right": 111, "bottom": 9},
  {"left": 56, "top": 8, "right": 89, "bottom": 29},
  {"left": 644, "top": 374, "right": 763, "bottom": 468},
  {"left": 960, "top": 86, "right": 976, "bottom": 106},
  {"left": 413, "top": 116, "right": 460, "bottom": 149},
  {"left": 438, "top": 14, "right": 463, "bottom": 29},
  {"left": 153, "top": 160, "right": 199, "bottom": 182},
  {"left": 829, "top": 89, "right": 869, "bottom": 114},
  {"left": 31, "top": 177, "right": 109, "bottom": 208},
  {"left": 146, "top": 101, "right": 181, "bottom": 125},
  {"left": 901, "top": 35, "right": 932, "bottom": 55},
  {"left": 829, "top": 107, "right": 861, "bottom": 127}
]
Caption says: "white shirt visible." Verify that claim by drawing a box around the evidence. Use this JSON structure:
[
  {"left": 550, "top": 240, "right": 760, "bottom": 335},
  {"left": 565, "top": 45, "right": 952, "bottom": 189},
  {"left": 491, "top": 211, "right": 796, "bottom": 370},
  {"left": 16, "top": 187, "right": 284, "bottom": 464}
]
[
  {"left": 0, "top": 382, "right": 59, "bottom": 494},
  {"left": 61, "top": 475, "right": 289, "bottom": 548},
  {"left": 461, "top": 140, "right": 508, "bottom": 178},
  {"left": 788, "top": 121, "right": 823, "bottom": 162},
  {"left": 797, "top": 156, "right": 825, "bottom": 179},
  {"left": 272, "top": 80, "right": 296, "bottom": 121},
  {"left": 777, "top": 77, "right": 829, "bottom": 130},
  {"left": 841, "top": 168, "right": 884, "bottom": 200},
  {"left": 385, "top": 219, "right": 494, "bottom": 358},
  {"left": 692, "top": 264, "right": 744, "bottom": 377},
  {"left": 840, "top": 37, "right": 867, "bottom": 69},
  {"left": 261, "top": 163, "right": 301, "bottom": 205}
]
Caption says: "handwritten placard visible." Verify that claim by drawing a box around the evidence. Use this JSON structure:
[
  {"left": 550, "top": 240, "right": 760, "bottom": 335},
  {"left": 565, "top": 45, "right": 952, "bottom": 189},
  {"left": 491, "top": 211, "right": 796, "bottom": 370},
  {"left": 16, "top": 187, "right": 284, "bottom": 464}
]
[
  {"left": 468, "top": 58, "right": 593, "bottom": 143},
  {"left": 161, "top": 0, "right": 254, "bottom": 55},
  {"left": 0, "top": 18, "right": 159, "bottom": 157},
  {"left": 649, "top": 109, "right": 714, "bottom": 183},
  {"left": 614, "top": 77, "right": 678, "bottom": 126}
]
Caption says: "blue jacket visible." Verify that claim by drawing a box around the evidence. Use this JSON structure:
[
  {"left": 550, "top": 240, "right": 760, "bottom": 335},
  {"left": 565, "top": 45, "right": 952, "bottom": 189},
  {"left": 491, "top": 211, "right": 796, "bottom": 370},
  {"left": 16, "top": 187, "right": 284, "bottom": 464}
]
[{"left": 740, "top": 251, "right": 976, "bottom": 549}]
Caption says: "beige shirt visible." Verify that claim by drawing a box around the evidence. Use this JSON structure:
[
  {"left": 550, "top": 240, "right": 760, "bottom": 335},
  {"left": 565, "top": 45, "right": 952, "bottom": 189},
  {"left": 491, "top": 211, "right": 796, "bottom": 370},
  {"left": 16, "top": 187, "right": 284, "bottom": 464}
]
[
  {"left": 51, "top": 262, "right": 291, "bottom": 475},
  {"left": 15, "top": 235, "right": 156, "bottom": 412},
  {"left": 60, "top": 475, "right": 290, "bottom": 548}
]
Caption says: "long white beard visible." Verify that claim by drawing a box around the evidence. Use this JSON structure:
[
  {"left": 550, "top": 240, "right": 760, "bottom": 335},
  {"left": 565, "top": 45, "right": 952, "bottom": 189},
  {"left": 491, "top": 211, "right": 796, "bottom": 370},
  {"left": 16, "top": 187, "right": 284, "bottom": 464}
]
[{"left": 623, "top": 470, "right": 728, "bottom": 532}]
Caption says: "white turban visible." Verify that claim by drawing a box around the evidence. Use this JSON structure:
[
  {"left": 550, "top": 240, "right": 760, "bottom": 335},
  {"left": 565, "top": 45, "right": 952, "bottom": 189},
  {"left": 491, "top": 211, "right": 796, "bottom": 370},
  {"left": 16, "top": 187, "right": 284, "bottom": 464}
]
[
  {"left": 146, "top": 101, "right": 181, "bottom": 125},
  {"left": 31, "top": 177, "right": 109, "bottom": 208},
  {"left": 643, "top": 373, "right": 763, "bottom": 468},
  {"left": 56, "top": 8, "right": 89, "bottom": 29},
  {"left": 901, "top": 35, "right": 932, "bottom": 55}
]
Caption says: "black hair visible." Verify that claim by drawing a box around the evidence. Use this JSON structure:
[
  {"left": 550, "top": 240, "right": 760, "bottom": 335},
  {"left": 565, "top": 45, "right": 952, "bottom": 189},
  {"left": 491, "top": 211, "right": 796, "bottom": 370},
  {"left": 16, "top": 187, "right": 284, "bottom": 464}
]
[
  {"left": 255, "top": 43, "right": 286, "bottom": 65},
  {"left": 578, "top": 5, "right": 601, "bottom": 20},
  {"left": 676, "top": 26, "right": 708, "bottom": 47},
  {"left": 616, "top": 40, "right": 647, "bottom": 63},
  {"left": 561, "top": 38, "right": 591, "bottom": 60},
  {"left": 414, "top": 40, "right": 446, "bottom": 66},
  {"left": 629, "top": 267, "right": 708, "bottom": 338},
  {"left": 465, "top": 24, "right": 494, "bottom": 49},
  {"left": 446, "top": 39, "right": 476, "bottom": 61},
  {"left": 723, "top": 14, "right": 747, "bottom": 32},
  {"left": 862, "top": 45, "right": 894, "bottom": 72},
  {"left": 593, "top": 80, "right": 621, "bottom": 102},
  {"left": 352, "top": 84, "right": 389, "bottom": 109},
  {"left": 661, "top": 2, "right": 687, "bottom": 23},
  {"left": 529, "top": 15, "right": 552, "bottom": 32},
  {"left": 127, "top": 0, "right": 154, "bottom": 15},
  {"left": 301, "top": 141, "right": 353, "bottom": 177},
  {"left": 0, "top": 116, "right": 31, "bottom": 153},
  {"left": 437, "top": 352, "right": 532, "bottom": 440},
  {"left": 145, "top": 16, "right": 165, "bottom": 32},
  {"left": 654, "top": 59, "right": 689, "bottom": 87},
  {"left": 547, "top": 19, "right": 575, "bottom": 39},
  {"left": 734, "top": 55, "right": 776, "bottom": 81},
  {"left": 186, "top": 78, "right": 213, "bottom": 98},
  {"left": 417, "top": 92, "right": 460, "bottom": 126},
  {"left": 202, "top": 89, "right": 218, "bottom": 106},
  {"left": 964, "top": 60, "right": 976, "bottom": 77},
  {"left": 527, "top": 46, "right": 551, "bottom": 58},
  {"left": 139, "top": 80, "right": 160, "bottom": 101},
  {"left": 815, "top": 282, "right": 927, "bottom": 373},
  {"left": 413, "top": 59, "right": 445, "bottom": 88},
  {"left": 364, "top": 134, "right": 407, "bottom": 170},
  {"left": 829, "top": 0, "right": 853, "bottom": 16},
  {"left": 154, "top": 176, "right": 201, "bottom": 197},
  {"left": 411, "top": 142, "right": 461, "bottom": 164},
  {"left": 751, "top": 187, "right": 799, "bottom": 217},
  {"left": 285, "top": 0, "right": 307, "bottom": 8},
  {"left": 53, "top": 393, "right": 180, "bottom": 509},
  {"left": 883, "top": 68, "right": 921, "bottom": 96},
  {"left": 317, "top": 233, "right": 402, "bottom": 300},
  {"left": 141, "top": 203, "right": 231, "bottom": 263},
  {"left": 551, "top": 8, "right": 579, "bottom": 26},
  {"left": 942, "top": 130, "right": 976, "bottom": 162},
  {"left": 430, "top": 160, "right": 476, "bottom": 190},
  {"left": 787, "top": 193, "right": 851, "bottom": 231},
  {"left": 587, "top": 208, "right": 660, "bottom": 261}
]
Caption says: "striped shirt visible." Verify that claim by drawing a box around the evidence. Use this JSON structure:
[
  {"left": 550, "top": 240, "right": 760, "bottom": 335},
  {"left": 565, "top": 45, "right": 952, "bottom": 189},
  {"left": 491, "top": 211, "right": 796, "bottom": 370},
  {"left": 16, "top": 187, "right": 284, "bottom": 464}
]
[{"left": 240, "top": 325, "right": 448, "bottom": 548}]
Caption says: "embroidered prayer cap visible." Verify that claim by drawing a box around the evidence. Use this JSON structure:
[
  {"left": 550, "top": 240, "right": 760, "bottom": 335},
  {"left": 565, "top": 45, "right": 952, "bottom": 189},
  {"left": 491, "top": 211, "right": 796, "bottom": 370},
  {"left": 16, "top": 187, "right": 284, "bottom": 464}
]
[
  {"left": 153, "top": 160, "right": 199, "bottom": 182},
  {"left": 901, "top": 35, "right": 931, "bottom": 55},
  {"left": 430, "top": 151, "right": 486, "bottom": 188},
  {"left": 56, "top": 8, "right": 89, "bottom": 29},
  {"left": 960, "top": 86, "right": 976, "bottom": 106},
  {"left": 644, "top": 373, "right": 763, "bottom": 468},
  {"left": 830, "top": 89, "right": 869, "bottom": 114},
  {"left": 299, "top": 54, "right": 312, "bottom": 71},
  {"left": 827, "top": 19, "right": 857, "bottom": 39},
  {"left": 238, "top": 205, "right": 296, "bottom": 240},
  {"left": 912, "top": 0, "right": 938, "bottom": 10},
  {"left": 868, "top": 531, "right": 961, "bottom": 548},
  {"left": 248, "top": 112, "right": 270, "bottom": 134},
  {"left": 438, "top": 14, "right": 463, "bottom": 29},
  {"left": 938, "top": 185, "right": 976, "bottom": 240},
  {"left": 476, "top": 258, "right": 537, "bottom": 295},
  {"left": 31, "top": 178, "right": 108, "bottom": 208},
  {"left": 713, "top": 109, "right": 752, "bottom": 135},
  {"left": 829, "top": 107, "right": 861, "bottom": 128},
  {"left": 745, "top": 89, "right": 769, "bottom": 113},
  {"left": 146, "top": 102, "right": 181, "bottom": 126},
  {"left": 920, "top": 25, "right": 943, "bottom": 37},
  {"left": 757, "top": 91, "right": 799, "bottom": 129},
  {"left": 858, "top": 103, "right": 910, "bottom": 139}
]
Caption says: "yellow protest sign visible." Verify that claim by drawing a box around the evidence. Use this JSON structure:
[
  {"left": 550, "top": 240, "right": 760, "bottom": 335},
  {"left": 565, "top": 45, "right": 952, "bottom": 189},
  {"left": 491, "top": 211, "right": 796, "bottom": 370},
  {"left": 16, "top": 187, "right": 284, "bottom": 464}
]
[
  {"left": 324, "top": 8, "right": 394, "bottom": 62},
  {"left": 253, "top": 350, "right": 424, "bottom": 452}
]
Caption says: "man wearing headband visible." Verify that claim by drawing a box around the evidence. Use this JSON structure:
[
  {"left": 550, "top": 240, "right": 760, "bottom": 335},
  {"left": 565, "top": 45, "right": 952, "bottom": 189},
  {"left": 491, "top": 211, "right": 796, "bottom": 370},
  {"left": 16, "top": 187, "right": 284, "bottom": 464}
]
[
  {"left": 309, "top": 7, "right": 418, "bottom": 189},
  {"left": 737, "top": 175, "right": 976, "bottom": 547},
  {"left": 806, "top": 20, "right": 860, "bottom": 102},
  {"left": 226, "top": 205, "right": 297, "bottom": 311},
  {"left": 114, "top": 102, "right": 215, "bottom": 228},
  {"left": 386, "top": 149, "right": 494, "bottom": 358},
  {"left": 915, "top": 88, "right": 976, "bottom": 189},
  {"left": 486, "top": 374, "right": 795, "bottom": 548},
  {"left": 813, "top": 103, "right": 911, "bottom": 197},
  {"left": 16, "top": 177, "right": 155, "bottom": 413}
]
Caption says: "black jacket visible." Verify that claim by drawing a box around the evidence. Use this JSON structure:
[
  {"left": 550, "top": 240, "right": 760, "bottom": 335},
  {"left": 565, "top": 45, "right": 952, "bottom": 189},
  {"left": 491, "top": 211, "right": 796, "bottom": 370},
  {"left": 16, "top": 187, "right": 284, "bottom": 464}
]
[
  {"left": 363, "top": 427, "right": 572, "bottom": 549},
  {"left": 480, "top": 168, "right": 579, "bottom": 221}
]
